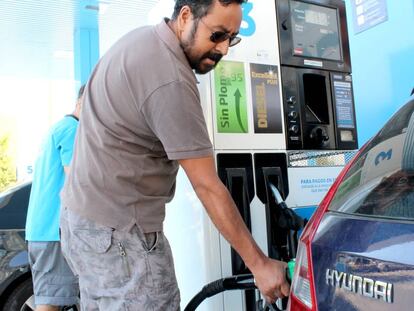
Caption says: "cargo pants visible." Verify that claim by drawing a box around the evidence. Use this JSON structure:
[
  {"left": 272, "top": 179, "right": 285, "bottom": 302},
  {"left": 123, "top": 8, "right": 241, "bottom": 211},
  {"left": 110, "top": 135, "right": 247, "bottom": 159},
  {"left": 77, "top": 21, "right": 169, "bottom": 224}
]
[{"left": 60, "top": 207, "right": 180, "bottom": 311}]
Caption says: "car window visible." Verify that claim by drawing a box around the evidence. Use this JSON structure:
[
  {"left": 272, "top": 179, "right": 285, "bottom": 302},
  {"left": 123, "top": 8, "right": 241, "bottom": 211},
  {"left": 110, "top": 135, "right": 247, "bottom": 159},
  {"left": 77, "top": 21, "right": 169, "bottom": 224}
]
[
  {"left": 373, "top": 101, "right": 414, "bottom": 144},
  {"left": 0, "top": 180, "right": 31, "bottom": 208},
  {"left": 329, "top": 99, "right": 414, "bottom": 221}
]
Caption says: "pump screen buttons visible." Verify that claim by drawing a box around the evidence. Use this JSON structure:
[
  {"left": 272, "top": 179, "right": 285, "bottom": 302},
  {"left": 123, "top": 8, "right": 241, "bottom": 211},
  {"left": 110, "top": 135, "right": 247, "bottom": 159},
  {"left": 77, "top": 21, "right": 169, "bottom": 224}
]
[
  {"left": 288, "top": 111, "right": 298, "bottom": 119},
  {"left": 287, "top": 96, "right": 297, "bottom": 106},
  {"left": 289, "top": 125, "right": 299, "bottom": 134}
]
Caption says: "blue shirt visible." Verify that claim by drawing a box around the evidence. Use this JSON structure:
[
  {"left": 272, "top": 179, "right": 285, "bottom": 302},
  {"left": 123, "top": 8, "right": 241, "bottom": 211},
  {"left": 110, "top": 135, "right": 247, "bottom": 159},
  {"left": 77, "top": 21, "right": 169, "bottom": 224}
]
[{"left": 25, "top": 115, "right": 78, "bottom": 241}]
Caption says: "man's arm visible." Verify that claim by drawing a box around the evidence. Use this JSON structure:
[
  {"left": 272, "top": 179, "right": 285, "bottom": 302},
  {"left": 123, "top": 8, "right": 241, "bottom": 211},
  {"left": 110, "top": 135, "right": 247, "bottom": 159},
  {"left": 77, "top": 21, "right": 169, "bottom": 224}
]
[
  {"left": 179, "top": 156, "right": 290, "bottom": 302},
  {"left": 64, "top": 166, "right": 70, "bottom": 175}
]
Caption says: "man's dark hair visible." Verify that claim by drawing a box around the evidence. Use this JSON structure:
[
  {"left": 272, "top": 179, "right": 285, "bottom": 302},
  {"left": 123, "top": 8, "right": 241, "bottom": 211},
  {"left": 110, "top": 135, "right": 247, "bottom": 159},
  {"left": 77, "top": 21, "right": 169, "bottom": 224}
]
[
  {"left": 77, "top": 84, "right": 86, "bottom": 100},
  {"left": 172, "top": 0, "right": 247, "bottom": 20}
]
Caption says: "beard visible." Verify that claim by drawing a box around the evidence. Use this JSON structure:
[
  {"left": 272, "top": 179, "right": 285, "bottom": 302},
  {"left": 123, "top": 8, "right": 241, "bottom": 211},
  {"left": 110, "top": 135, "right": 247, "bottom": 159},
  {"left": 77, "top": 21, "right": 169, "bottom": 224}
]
[{"left": 180, "top": 24, "right": 223, "bottom": 74}]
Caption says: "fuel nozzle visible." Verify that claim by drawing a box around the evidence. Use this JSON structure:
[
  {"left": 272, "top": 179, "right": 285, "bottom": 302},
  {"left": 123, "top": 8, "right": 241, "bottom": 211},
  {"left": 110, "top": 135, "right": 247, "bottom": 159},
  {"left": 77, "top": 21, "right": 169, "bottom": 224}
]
[
  {"left": 269, "top": 183, "right": 287, "bottom": 207},
  {"left": 268, "top": 183, "right": 304, "bottom": 231}
]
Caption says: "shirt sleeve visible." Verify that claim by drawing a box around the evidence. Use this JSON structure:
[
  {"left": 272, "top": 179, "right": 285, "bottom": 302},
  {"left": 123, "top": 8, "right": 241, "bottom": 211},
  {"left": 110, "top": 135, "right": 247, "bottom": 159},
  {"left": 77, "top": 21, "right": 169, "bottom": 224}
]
[
  {"left": 54, "top": 121, "right": 78, "bottom": 167},
  {"left": 141, "top": 80, "right": 213, "bottom": 160}
]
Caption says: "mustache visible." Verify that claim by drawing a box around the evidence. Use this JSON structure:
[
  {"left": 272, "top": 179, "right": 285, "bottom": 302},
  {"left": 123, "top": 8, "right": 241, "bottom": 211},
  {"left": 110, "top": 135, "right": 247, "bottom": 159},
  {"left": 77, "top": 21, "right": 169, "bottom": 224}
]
[{"left": 205, "top": 52, "right": 223, "bottom": 63}]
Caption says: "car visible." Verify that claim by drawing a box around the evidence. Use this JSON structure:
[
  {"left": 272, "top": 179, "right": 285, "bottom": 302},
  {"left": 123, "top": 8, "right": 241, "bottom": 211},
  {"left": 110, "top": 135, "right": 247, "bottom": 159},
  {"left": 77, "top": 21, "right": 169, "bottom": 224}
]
[
  {"left": 0, "top": 181, "right": 32, "bottom": 311},
  {"left": 288, "top": 97, "right": 414, "bottom": 311},
  {"left": 0, "top": 180, "right": 79, "bottom": 311}
]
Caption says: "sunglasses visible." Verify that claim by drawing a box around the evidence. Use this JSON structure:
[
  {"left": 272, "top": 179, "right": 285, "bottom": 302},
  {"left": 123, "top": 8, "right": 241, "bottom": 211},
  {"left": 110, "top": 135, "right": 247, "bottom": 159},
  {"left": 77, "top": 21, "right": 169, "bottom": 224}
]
[{"left": 199, "top": 19, "right": 242, "bottom": 47}]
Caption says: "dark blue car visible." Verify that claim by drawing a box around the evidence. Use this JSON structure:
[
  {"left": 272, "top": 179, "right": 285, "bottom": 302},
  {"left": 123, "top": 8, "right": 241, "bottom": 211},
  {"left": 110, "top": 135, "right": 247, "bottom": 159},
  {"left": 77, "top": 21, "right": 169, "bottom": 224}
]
[
  {"left": 0, "top": 181, "right": 32, "bottom": 311},
  {"left": 288, "top": 97, "right": 414, "bottom": 311}
]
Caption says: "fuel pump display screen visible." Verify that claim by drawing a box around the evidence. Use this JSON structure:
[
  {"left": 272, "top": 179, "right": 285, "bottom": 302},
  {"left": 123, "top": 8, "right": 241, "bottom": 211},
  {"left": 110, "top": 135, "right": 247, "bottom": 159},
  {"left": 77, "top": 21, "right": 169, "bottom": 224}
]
[{"left": 290, "top": 1, "right": 341, "bottom": 61}]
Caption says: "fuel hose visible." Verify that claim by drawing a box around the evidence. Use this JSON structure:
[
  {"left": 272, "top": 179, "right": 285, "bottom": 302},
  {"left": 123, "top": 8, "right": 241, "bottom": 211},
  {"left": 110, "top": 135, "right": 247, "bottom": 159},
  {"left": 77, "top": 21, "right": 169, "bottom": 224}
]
[
  {"left": 184, "top": 274, "right": 255, "bottom": 311},
  {"left": 184, "top": 268, "right": 293, "bottom": 311}
]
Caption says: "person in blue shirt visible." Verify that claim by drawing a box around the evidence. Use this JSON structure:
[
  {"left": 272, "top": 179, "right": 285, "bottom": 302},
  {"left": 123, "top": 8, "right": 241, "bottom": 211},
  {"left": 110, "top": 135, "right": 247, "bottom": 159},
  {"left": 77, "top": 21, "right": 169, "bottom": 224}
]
[{"left": 25, "top": 85, "right": 85, "bottom": 311}]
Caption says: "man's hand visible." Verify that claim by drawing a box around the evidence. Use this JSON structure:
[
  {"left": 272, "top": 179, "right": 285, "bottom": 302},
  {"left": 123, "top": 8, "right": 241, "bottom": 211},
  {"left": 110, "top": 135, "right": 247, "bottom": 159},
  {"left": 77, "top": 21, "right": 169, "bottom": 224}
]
[{"left": 251, "top": 258, "right": 290, "bottom": 303}]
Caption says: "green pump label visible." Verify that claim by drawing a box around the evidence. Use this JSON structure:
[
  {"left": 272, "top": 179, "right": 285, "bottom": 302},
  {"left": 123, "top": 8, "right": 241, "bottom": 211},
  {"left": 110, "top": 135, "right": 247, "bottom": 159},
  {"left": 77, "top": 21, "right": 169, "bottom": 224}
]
[{"left": 214, "top": 61, "right": 248, "bottom": 133}]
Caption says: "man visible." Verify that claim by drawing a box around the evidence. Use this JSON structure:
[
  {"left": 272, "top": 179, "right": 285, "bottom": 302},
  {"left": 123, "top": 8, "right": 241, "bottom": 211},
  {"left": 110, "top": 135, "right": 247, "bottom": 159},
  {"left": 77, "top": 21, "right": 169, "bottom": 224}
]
[
  {"left": 25, "top": 85, "right": 85, "bottom": 311},
  {"left": 60, "top": 1, "right": 290, "bottom": 310}
]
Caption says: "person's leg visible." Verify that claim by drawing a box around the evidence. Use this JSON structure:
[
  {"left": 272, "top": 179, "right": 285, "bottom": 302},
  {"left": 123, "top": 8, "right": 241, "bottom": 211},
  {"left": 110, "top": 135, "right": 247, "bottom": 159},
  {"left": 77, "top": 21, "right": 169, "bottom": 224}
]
[
  {"left": 136, "top": 231, "right": 181, "bottom": 311},
  {"left": 28, "top": 241, "right": 79, "bottom": 310},
  {"left": 60, "top": 207, "right": 180, "bottom": 311}
]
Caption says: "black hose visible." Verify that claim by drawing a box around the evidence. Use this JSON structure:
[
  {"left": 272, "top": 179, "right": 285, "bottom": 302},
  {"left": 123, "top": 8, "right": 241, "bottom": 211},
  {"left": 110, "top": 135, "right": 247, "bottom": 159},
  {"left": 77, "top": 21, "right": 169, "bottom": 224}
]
[
  {"left": 184, "top": 274, "right": 255, "bottom": 311},
  {"left": 184, "top": 267, "right": 292, "bottom": 311}
]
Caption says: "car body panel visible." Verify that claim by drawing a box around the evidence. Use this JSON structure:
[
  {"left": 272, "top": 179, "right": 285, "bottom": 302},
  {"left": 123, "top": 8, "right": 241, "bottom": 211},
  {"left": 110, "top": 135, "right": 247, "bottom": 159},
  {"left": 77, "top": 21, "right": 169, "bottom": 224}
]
[{"left": 312, "top": 213, "right": 414, "bottom": 311}]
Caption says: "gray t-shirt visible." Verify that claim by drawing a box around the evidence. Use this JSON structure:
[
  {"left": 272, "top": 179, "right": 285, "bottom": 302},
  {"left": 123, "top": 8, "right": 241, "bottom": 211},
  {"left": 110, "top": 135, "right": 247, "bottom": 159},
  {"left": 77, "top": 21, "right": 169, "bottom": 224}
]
[{"left": 61, "top": 19, "right": 213, "bottom": 233}]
